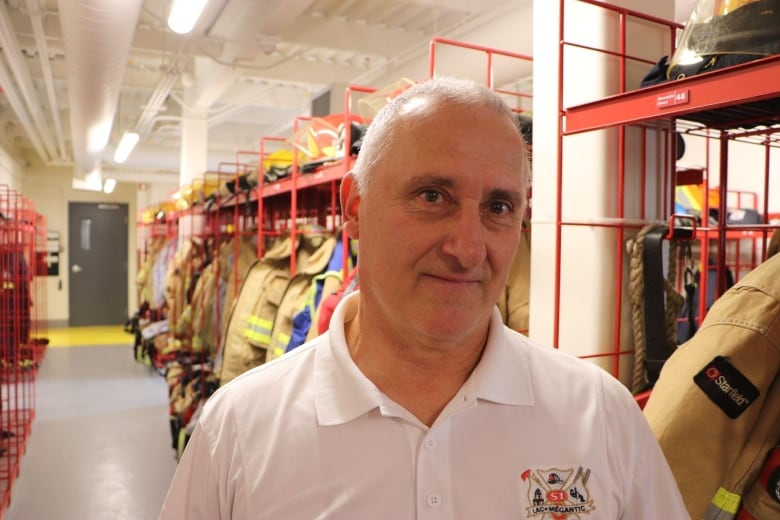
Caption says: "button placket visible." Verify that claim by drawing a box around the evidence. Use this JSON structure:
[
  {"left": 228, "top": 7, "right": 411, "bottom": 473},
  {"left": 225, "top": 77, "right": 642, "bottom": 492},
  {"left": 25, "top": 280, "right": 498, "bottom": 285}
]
[{"left": 416, "top": 422, "right": 452, "bottom": 518}]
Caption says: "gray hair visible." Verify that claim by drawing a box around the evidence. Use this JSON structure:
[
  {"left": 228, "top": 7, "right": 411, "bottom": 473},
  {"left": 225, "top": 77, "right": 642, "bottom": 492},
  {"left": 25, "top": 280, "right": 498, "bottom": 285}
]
[{"left": 351, "top": 76, "right": 528, "bottom": 196}]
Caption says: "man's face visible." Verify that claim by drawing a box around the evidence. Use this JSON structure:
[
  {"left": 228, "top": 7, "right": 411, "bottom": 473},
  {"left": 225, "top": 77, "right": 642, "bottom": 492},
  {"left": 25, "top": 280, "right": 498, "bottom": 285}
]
[{"left": 343, "top": 98, "right": 527, "bottom": 348}]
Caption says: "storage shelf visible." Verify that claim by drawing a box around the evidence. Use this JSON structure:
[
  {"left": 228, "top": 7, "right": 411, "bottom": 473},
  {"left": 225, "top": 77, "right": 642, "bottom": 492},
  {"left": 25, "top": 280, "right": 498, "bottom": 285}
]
[
  {"left": 259, "top": 160, "right": 345, "bottom": 198},
  {"left": 563, "top": 54, "right": 780, "bottom": 135},
  {"left": 185, "top": 160, "right": 348, "bottom": 214}
]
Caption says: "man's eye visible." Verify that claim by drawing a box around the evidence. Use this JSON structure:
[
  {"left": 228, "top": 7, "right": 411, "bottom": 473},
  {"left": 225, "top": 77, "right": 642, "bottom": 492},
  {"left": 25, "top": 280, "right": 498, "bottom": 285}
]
[
  {"left": 419, "top": 190, "right": 442, "bottom": 203},
  {"left": 487, "top": 201, "right": 512, "bottom": 215}
]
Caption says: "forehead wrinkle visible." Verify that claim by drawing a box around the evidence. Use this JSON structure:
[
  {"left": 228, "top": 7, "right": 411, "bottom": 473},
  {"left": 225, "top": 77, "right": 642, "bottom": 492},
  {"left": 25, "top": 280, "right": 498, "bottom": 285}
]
[{"left": 402, "top": 174, "right": 455, "bottom": 191}]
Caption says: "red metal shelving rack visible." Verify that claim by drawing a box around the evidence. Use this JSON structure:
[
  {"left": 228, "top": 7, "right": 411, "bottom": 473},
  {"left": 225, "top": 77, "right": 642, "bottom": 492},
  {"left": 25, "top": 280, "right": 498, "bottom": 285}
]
[
  {"left": 563, "top": 54, "right": 780, "bottom": 135},
  {"left": 429, "top": 36, "right": 533, "bottom": 104},
  {"left": 255, "top": 89, "right": 373, "bottom": 275},
  {"left": 0, "top": 185, "right": 46, "bottom": 516},
  {"left": 30, "top": 212, "right": 48, "bottom": 368},
  {"left": 555, "top": 0, "right": 780, "bottom": 387}
]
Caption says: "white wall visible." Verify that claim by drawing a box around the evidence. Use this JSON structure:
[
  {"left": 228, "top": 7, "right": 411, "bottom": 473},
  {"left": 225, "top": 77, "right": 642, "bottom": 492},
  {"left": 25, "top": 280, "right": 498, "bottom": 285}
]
[
  {"left": 24, "top": 166, "right": 139, "bottom": 326},
  {"left": 0, "top": 144, "right": 24, "bottom": 191}
]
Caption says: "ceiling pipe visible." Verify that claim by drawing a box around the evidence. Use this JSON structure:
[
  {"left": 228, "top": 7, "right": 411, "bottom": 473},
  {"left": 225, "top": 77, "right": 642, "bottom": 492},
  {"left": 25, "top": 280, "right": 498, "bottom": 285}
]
[
  {"left": 0, "top": 54, "right": 51, "bottom": 161},
  {"left": 136, "top": 69, "right": 180, "bottom": 137},
  {"left": 57, "top": 0, "right": 143, "bottom": 179},
  {"left": 26, "top": 0, "right": 68, "bottom": 161},
  {"left": 0, "top": 2, "right": 57, "bottom": 160}
]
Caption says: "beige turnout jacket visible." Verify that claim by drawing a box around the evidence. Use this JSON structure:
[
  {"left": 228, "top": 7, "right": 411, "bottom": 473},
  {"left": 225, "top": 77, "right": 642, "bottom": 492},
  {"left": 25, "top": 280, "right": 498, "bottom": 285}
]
[{"left": 644, "top": 243, "right": 780, "bottom": 520}]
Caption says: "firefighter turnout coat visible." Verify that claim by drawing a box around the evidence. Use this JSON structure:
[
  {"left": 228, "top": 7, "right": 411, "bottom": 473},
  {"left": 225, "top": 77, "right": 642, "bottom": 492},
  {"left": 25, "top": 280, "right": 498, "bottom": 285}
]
[{"left": 643, "top": 248, "right": 780, "bottom": 520}]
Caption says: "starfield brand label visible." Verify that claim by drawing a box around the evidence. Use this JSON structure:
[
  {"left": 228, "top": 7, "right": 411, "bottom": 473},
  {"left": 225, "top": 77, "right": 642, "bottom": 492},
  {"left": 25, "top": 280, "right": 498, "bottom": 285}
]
[{"left": 694, "top": 356, "right": 759, "bottom": 419}]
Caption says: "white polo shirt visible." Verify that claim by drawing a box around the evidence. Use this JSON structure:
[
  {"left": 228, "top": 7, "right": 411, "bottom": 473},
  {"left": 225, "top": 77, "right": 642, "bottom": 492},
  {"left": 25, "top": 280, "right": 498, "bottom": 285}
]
[{"left": 160, "top": 292, "right": 689, "bottom": 519}]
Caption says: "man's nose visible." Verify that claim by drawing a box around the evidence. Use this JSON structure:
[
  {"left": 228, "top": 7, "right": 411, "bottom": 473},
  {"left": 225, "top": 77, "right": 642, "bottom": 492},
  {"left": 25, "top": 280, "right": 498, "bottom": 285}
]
[{"left": 441, "top": 204, "right": 487, "bottom": 269}]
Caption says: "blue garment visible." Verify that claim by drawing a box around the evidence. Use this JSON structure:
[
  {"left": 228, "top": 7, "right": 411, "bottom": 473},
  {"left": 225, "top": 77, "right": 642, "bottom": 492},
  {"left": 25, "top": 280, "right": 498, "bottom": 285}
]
[
  {"left": 286, "top": 234, "right": 355, "bottom": 353},
  {"left": 286, "top": 307, "right": 312, "bottom": 353}
]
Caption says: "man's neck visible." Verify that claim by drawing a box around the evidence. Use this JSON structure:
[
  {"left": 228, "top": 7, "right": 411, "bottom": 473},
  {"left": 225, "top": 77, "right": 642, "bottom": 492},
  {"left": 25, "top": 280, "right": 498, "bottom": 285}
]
[{"left": 344, "top": 312, "right": 487, "bottom": 427}]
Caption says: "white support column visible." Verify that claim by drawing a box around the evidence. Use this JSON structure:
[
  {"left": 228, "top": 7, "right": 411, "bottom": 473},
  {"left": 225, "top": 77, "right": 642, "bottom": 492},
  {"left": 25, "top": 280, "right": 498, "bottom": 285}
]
[
  {"left": 176, "top": 106, "right": 206, "bottom": 240},
  {"left": 179, "top": 107, "right": 208, "bottom": 188},
  {"left": 177, "top": 54, "right": 240, "bottom": 240}
]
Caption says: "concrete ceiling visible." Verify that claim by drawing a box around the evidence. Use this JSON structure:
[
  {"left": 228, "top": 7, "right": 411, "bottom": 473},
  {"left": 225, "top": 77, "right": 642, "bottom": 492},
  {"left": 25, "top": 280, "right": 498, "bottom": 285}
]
[
  {"left": 0, "top": 0, "right": 695, "bottom": 185},
  {"left": 0, "top": 0, "right": 534, "bottom": 185}
]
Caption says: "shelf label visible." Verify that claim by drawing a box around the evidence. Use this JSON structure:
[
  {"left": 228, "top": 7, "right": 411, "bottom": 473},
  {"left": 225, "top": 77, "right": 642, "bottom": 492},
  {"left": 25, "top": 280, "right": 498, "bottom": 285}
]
[{"left": 656, "top": 89, "right": 689, "bottom": 108}]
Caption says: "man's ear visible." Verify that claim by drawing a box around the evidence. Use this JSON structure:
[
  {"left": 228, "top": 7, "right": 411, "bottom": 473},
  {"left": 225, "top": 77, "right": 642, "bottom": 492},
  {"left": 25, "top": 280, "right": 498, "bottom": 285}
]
[{"left": 340, "top": 172, "right": 361, "bottom": 239}]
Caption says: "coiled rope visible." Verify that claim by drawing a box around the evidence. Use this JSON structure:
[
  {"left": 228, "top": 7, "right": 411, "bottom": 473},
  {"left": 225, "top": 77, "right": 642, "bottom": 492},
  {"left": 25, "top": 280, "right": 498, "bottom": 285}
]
[{"left": 627, "top": 225, "right": 685, "bottom": 393}]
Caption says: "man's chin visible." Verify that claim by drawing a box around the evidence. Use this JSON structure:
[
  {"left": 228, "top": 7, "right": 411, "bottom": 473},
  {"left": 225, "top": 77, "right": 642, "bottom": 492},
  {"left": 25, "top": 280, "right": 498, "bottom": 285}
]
[{"left": 414, "top": 308, "right": 491, "bottom": 343}]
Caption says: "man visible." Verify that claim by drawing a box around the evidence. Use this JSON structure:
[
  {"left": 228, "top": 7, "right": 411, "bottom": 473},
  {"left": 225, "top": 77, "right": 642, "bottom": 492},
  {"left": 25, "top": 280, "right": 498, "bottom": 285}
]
[{"left": 160, "top": 77, "right": 688, "bottom": 519}]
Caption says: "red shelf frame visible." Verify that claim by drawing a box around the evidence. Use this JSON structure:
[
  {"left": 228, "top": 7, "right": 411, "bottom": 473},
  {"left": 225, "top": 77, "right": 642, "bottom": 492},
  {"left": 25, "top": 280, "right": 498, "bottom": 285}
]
[
  {"left": 259, "top": 162, "right": 344, "bottom": 198},
  {"left": 0, "top": 185, "right": 46, "bottom": 517},
  {"left": 555, "top": 0, "right": 780, "bottom": 389},
  {"left": 564, "top": 54, "right": 780, "bottom": 135}
]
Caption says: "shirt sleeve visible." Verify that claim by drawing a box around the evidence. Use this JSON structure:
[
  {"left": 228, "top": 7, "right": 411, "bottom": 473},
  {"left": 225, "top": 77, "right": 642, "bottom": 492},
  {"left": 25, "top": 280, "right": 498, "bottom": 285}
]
[
  {"left": 602, "top": 374, "right": 691, "bottom": 519},
  {"left": 159, "top": 390, "right": 243, "bottom": 520},
  {"left": 159, "top": 423, "right": 224, "bottom": 519}
]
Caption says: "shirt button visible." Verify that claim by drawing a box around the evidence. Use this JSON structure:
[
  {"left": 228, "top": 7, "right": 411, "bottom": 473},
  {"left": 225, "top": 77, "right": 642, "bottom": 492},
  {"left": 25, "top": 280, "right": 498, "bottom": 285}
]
[
  {"left": 426, "top": 494, "right": 442, "bottom": 507},
  {"left": 424, "top": 438, "right": 437, "bottom": 450}
]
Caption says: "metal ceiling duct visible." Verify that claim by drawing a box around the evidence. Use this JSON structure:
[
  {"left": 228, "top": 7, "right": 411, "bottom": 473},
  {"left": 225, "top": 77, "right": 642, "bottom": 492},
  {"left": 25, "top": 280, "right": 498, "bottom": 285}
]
[{"left": 58, "top": 0, "right": 143, "bottom": 180}]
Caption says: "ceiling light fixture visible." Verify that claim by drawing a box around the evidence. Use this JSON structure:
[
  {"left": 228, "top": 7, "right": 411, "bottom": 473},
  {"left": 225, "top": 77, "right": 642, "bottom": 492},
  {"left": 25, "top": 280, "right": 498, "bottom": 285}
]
[
  {"left": 168, "top": 0, "right": 209, "bottom": 34},
  {"left": 113, "top": 131, "right": 139, "bottom": 163},
  {"left": 103, "top": 178, "right": 117, "bottom": 194}
]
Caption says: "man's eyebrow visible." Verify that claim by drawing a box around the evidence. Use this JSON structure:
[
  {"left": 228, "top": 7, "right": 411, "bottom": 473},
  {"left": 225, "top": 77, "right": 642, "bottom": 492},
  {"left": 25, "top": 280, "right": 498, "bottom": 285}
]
[
  {"left": 488, "top": 188, "right": 525, "bottom": 207},
  {"left": 402, "top": 175, "right": 455, "bottom": 192}
]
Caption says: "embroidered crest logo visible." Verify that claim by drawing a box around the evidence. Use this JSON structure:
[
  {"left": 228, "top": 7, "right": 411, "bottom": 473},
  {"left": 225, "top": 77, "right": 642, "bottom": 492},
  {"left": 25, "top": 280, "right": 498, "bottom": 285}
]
[{"left": 521, "top": 466, "right": 596, "bottom": 519}]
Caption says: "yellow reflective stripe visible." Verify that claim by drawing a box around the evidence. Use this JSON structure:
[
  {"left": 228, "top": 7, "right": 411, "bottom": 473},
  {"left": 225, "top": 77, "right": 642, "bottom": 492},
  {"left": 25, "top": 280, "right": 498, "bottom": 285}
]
[
  {"left": 177, "top": 428, "right": 187, "bottom": 460},
  {"left": 247, "top": 315, "right": 273, "bottom": 330},
  {"left": 307, "top": 273, "right": 328, "bottom": 315},
  {"left": 306, "top": 276, "right": 320, "bottom": 315},
  {"left": 245, "top": 329, "right": 270, "bottom": 344},
  {"left": 271, "top": 333, "right": 290, "bottom": 358},
  {"left": 244, "top": 315, "right": 272, "bottom": 344},
  {"left": 709, "top": 487, "right": 742, "bottom": 516}
]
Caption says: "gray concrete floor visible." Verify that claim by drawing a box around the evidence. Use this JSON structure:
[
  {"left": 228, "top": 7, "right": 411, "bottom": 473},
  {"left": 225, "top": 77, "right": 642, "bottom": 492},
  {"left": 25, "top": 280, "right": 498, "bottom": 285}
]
[{"left": 5, "top": 345, "right": 177, "bottom": 520}]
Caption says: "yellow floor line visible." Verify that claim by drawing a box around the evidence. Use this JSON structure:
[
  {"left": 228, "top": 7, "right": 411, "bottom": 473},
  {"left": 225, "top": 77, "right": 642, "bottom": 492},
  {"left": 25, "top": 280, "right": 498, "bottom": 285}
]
[{"left": 43, "top": 326, "right": 133, "bottom": 348}]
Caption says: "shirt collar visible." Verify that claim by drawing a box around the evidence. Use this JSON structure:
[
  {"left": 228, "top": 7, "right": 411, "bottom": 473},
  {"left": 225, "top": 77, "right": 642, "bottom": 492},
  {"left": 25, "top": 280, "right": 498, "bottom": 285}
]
[
  {"left": 469, "top": 307, "right": 534, "bottom": 406},
  {"left": 314, "top": 292, "right": 383, "bottom": 426},
  {"left": 314, "top": 293, "right": 534, "bottom": 426}
]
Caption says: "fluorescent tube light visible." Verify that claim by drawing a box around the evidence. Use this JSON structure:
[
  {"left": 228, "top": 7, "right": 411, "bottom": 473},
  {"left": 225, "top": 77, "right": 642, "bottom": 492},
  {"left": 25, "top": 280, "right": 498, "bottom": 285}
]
[
  {"left": 168, "top": 0, "right": 209, "bottom": 34},
  {"left": 103, "top": 178, "right": 117, "bottom": 194},
  {"left": 114, "top": 131, "right": 139, "bottom": 163}
]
